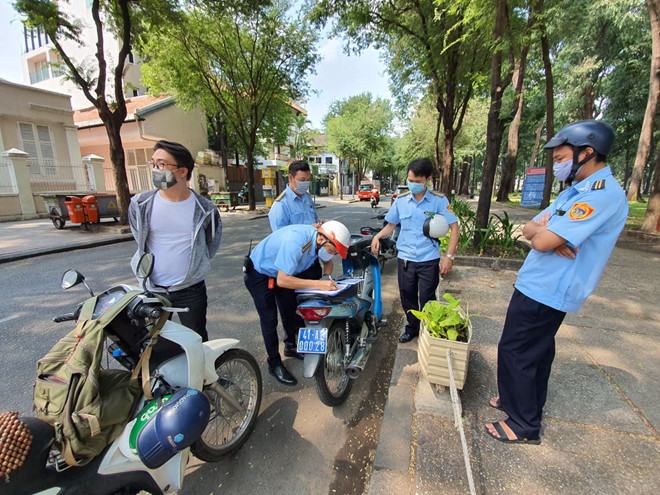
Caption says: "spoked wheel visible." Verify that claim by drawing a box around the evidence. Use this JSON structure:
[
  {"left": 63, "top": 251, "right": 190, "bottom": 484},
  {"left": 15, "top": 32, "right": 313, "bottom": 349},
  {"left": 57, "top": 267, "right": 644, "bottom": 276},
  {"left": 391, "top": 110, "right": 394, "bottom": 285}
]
[
  {"left": 314, "top": 321, "right": 352, "bottom": 407},
  {"left": 192, "top": 349, "right": 262, "bottom": 461}
]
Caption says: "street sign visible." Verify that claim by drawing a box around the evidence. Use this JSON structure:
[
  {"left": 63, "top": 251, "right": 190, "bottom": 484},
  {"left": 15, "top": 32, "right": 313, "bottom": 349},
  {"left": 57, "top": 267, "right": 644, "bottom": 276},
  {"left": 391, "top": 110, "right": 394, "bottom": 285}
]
[{"left": 520, "top": 168, "right": 546, "bottom": 208}]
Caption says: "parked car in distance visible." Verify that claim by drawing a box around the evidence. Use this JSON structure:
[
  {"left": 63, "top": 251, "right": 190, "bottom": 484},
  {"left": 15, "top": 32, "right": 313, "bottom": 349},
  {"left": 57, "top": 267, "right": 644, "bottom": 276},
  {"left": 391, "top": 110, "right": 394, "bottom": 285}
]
[
  {"left": 358, "top": 181, "right": 380, "bottom": 201},
  {"left": 391, "top": 184, "right": 409, "bottom": 202}
]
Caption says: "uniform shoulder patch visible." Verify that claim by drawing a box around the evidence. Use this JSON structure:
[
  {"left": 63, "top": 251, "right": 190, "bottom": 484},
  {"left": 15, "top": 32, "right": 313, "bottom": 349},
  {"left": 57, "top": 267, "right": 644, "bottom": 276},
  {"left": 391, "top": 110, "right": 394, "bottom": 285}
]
[
  {"left": 398, "top": 190, "right": 411, "bottom": 197},
  {"left": 591, "top": 179, "right": 606, "bottom": 191},
  {"left": 430, "top": 191, "right": 445, "bottom": 197},
  {"left": 568, "top": 202, "right": 595, "bottom": 221},
  {"left": 275, "top": 191, "right": 286, "bottom": 202},
  {"left": 301, "top": 240, "right": 313, "bottom": 253}
]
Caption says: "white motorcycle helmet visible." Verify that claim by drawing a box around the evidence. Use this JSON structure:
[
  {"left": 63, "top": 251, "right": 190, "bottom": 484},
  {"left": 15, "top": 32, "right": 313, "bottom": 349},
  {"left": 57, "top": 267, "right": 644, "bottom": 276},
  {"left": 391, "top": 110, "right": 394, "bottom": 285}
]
[
  {"left": 423, "top": 214, "right": 450, "bottom": 239},
  {"left": 318, "top": 220, "right": 351, "bottom": 259}
]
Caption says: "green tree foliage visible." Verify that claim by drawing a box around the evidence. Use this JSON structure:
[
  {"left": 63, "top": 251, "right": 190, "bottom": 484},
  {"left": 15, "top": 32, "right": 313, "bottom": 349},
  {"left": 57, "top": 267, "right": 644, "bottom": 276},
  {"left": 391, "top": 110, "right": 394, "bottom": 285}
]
[
  {"left": 138, "top": 0, "right": 317, "bottom": 210},
  {"left": 289, "top": 114, "right": 318, "bottom": 161},
  {"left": 14, "top": 0, "right": 158, "bottom": 223},
  {"left": 324, "top": 93, "right": 394, "bottom": 190},
  {"left": 312, "top": 0, "right": 490, "bottom": 196}
]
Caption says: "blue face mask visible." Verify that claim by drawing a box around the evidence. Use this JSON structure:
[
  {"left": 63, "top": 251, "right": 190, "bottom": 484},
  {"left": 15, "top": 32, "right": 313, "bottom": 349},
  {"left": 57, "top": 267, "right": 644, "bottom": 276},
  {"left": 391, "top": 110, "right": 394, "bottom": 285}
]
[
  {"left": 295, "top": 180, "right": 311, "bottom": 194},
  {"left": 552, "top": 159, "right": 573, "bottom": 182},
  {"left": 407, "top": 181, "right": 426, "bottom": 195}
]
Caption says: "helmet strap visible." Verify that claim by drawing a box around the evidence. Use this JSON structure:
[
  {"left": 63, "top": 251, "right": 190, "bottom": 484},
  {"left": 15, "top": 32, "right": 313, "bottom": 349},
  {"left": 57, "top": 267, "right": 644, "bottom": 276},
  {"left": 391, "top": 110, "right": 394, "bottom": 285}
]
[{"left": 566, "top": 147, "right": 595, "bottom": 185}]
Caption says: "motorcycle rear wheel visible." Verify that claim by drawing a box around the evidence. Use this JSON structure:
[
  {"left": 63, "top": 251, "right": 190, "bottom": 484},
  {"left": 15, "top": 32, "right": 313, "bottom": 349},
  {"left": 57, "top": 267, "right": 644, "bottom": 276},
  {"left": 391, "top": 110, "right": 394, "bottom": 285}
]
[
  {"left": 315, "top": 321, "right": 352, "bottom": 407},
  {"left": 192, "top": 349, "right": 262, "bottom": 461}
]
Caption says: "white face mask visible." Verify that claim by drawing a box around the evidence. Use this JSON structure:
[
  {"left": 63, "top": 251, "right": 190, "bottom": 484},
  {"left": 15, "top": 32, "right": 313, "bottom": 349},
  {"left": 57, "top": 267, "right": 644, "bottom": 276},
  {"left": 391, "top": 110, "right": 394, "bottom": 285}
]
[
  {"left": 552, "top": 159, "right": 573, "bottom": 182},
  {"left": 295, "top": 180, "right": 311, "bottom": 194}
]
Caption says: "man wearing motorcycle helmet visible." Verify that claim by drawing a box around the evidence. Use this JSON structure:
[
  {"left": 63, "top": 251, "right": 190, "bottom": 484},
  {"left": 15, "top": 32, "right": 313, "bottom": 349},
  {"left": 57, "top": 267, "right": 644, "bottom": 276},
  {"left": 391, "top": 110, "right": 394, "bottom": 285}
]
[
  {"left": 485, "top": 120, "right": 628, "bottom": 445},
  {"left": 370, "top": 158, "right": 460, "bottom": 343},
  {"left": 244, "top": 221, "right": 350, "bottom": 385}
]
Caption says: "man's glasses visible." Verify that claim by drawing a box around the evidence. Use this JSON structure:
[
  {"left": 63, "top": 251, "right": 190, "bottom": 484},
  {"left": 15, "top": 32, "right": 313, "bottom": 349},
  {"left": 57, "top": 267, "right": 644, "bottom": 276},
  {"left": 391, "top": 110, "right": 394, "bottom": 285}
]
[{"left": 148, "top": 159, "right": 179, "bottom": 170}]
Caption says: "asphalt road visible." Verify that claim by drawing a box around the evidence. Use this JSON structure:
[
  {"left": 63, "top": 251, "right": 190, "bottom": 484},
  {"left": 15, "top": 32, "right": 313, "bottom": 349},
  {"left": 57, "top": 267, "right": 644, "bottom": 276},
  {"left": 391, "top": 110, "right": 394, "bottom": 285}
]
[{"left": 0, "top": 199, "right": 403, "bottom": 495}]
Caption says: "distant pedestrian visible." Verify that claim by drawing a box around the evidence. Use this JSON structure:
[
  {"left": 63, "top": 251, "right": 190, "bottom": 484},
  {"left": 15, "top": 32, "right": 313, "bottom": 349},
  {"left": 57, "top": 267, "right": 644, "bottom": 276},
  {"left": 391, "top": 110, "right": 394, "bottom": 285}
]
[
  {"left": 128, "top": 140, "right": 221, "bottom": 342},
  {"left": 485, "top": 120, "right": 628, "bottom": 444}
]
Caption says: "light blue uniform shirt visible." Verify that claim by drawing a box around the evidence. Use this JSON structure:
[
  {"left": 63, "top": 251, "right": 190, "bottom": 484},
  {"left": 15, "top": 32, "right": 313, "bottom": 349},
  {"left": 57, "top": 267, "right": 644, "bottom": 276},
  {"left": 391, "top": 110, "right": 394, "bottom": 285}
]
[
  {"left": 385, "top": 189, "right": 458, "bottom": 262},
  {"left": 250, "top": 224, "right": 318, "bottom": 278},
  {"left": 268, "top": 186, "right": 319, "bottom": 231},
  {"left": 515, "top": 166, "right": 628, "bottom": 313}
]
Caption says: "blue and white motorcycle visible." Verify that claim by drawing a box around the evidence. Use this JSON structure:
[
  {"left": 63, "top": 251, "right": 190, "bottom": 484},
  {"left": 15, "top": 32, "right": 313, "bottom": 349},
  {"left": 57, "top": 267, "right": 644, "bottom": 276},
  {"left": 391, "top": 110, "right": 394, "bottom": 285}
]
[{"left": 295, "top": 235, "right": 394, "bottom": 407}]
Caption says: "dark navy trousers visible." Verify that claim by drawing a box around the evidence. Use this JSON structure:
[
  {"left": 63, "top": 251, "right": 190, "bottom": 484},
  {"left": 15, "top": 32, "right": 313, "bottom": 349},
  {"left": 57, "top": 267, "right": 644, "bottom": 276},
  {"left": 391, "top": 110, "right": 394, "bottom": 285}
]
[
  {"left": 397, "top": 258, "right": 440, "bottom": 336},
  {"left": 497, "top": 289, "right": 566, "bottom": 439},
  {"left": 164, "top": 281, "right": 208, "bottom": 342},
  {"left": 244, "top": 261, "right": 321, "bottom": 369}
]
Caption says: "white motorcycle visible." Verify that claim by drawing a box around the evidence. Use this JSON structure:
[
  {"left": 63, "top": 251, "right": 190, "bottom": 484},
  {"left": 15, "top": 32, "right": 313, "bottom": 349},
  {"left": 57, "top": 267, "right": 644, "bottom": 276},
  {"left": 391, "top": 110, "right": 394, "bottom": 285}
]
[{"left": 4, "top": 254, "right": 262, "bottom": 495}]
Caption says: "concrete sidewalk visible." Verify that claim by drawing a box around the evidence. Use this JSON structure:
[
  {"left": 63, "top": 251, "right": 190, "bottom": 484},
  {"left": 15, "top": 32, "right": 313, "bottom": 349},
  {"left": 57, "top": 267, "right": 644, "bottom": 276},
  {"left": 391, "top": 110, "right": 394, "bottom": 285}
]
[
  {"left": 0, "top": 199, "right": 333, "bottom": 264},
  {"left": 0, "top": 218, "right": 135, "bottom": 264},
  {"left": 369, "top": 246, "right": 660, "bottom": 495},
  {"left": 0, "top": 203, "right": 261, "bottom": 264}
]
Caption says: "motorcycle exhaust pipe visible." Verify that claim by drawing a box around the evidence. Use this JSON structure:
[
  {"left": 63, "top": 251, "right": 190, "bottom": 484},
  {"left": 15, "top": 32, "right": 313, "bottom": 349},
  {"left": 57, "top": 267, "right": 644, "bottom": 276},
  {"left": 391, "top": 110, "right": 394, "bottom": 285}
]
[{"left": 346, "top": 345, "right": 370, "bottom": 379}]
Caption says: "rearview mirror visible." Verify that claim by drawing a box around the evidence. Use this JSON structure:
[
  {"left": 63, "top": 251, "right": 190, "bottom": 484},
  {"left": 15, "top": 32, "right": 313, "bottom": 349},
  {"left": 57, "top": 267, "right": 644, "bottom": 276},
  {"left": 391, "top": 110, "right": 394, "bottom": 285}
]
[
  {"left": 136, "top": 253, "right": 154, "bottom": 279},
  {"left": 61, "top": 270, "right": 84, "bottom": 290}
]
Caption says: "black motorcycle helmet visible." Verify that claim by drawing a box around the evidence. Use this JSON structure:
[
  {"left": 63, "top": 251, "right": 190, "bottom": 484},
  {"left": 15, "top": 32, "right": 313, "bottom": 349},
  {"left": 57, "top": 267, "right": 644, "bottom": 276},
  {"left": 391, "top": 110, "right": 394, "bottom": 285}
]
[{"left": 544, "top": 120, "right": 615, "bottom": 184}]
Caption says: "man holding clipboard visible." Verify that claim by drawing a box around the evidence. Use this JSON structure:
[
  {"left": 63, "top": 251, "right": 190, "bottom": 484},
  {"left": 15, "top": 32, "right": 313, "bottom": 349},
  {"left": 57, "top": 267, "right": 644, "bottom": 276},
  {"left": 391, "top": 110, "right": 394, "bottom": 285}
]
[{"left": 244, "top": 221, "right": 351, "bottom": 385}]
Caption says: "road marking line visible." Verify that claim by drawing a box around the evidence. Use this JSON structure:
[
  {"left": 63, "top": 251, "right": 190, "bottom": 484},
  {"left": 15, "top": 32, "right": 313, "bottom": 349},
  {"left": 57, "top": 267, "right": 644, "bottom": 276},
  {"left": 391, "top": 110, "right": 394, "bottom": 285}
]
[{"left": 0, "top": 315, "right": 20, "bottom": 324}]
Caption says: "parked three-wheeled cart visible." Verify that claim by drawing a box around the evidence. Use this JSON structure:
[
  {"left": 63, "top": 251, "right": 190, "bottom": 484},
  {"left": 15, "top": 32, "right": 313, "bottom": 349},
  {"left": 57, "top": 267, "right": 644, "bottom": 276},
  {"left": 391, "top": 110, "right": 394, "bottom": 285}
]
[{"left": 41, "top": 193, "right": 123, "bottom": 229}]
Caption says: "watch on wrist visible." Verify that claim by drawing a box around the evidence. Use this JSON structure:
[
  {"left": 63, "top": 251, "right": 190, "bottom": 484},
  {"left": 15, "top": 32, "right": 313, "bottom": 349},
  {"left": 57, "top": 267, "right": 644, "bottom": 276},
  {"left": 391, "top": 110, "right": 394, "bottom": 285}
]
[{"left": 445, "top": 253, "right": 455, "bottom": 261}]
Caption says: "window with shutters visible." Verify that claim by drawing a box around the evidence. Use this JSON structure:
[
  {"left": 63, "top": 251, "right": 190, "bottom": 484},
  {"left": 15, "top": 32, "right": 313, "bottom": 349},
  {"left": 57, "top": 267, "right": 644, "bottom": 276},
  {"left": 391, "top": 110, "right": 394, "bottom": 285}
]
[{"left": 19, "top": 122, "right": 56, "bottom": 176}]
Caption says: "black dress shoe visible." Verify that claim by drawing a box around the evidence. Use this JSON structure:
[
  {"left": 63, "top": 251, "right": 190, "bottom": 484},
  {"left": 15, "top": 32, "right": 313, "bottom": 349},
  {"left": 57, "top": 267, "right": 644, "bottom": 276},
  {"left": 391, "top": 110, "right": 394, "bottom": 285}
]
[
  {"left": 269, "top": 364, "right": 298, "bottom": 386},
  {"left": 284, "top": 346, "right": 304, "bottom": 360},
  {"left": 398, "top": 332, "right": 417, "bottom": 343}
]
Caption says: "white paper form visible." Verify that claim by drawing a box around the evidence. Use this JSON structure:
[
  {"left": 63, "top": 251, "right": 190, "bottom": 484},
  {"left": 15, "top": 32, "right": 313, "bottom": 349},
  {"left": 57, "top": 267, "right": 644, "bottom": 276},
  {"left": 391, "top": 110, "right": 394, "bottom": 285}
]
[{"left": 295, "top": 278, "right": 362, "bottom": 296}]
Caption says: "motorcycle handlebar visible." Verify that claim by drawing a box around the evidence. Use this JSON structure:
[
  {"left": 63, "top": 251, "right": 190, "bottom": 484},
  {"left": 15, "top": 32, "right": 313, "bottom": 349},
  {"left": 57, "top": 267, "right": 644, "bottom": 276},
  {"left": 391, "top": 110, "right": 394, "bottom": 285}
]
[
  {"left": 53, "top": 313, "right": 76, "bottom": 323},
  {"left": 134, "top": 304, "right": 163, "bottom": 319},
  {"left": 53, "top": 303, "right": 82, "bottom": 323}
]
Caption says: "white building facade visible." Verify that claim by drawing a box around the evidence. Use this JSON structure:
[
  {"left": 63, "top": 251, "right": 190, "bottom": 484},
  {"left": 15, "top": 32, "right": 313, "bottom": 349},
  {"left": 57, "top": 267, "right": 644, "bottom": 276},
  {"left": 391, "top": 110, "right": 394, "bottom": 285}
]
[{"left": 21, "top": 0, "right": 146, "bottom": 110}]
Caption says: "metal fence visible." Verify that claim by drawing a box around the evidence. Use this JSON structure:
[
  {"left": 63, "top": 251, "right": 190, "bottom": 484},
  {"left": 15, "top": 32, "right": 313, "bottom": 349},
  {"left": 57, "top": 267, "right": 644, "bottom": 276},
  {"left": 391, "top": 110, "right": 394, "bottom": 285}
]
[
  {"left": 103, "top": 164, "right": 151, "bottom": 193},
  {"left": 29, "top": 161, "right": 95, "bottom": 193},
  {"left": 0, "top": 158, "right": 19, "bottom": 194}
]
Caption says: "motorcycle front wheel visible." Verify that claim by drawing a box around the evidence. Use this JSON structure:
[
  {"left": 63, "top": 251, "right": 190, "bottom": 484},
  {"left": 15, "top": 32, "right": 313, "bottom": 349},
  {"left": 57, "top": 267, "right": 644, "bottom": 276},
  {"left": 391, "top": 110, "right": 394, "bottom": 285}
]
[
  {"left": 192, "top": 349, "right": 262, "bottom": 461},
  {"left": 315, "top": 321, "right": 352, "bottom": 407}
]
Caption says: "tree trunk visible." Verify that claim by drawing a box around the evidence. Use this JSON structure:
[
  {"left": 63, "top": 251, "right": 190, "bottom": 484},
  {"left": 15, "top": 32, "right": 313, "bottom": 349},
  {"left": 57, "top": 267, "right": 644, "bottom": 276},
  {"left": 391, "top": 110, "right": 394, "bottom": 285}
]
[
  {"left": 629, "top": 0, "right": 660, "bottom": 201},
  {"left": 434, "top": 108, "right": 443, "bottom": 187},
  {"left": 528, "top": 120, "right": 545, "bottom": 168},
  {"left": 644, "top": 147, "right": 656, "bottom": 194},
  {"left": 624, "top": 136, "right": 632, "bottom": 190},
  {"left": 582, "top": 83, "right": 595, "bottom": 119},
  {"left": 539, "top": 3, "right": 555, "bottom": 210},
  {"left": 497, "top": 51, "right": 528, "bottom": 202},
  {"left": 459, "top": 159, "right": 470, "bottom": 196},
  {"left": 246, "top": 137, "right": 256, "bottom": 211},
  {"left": 339, "top": 158, "right": 343, "bottom": 200},
  {"left": 221, "top": 124, "right": 229, "bottom": 190},
  {"left": 106, "top": 123, "right": 131, "bottom": 225},
  {"left": 475, "top": 0, "right": 509, "bottom": 247},
  {"left": 442, "top": 127, "right": 455, "bottom": 197},
  {"left": 641, "top": 141, "right": 660, "bottom": 232}
]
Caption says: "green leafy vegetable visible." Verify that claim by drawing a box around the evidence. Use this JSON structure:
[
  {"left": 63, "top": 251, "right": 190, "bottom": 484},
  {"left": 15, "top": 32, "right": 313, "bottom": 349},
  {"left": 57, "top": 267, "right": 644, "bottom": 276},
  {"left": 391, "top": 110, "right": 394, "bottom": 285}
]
[{"left": 409, "top": 293, "right": 470, "bottom": 342}]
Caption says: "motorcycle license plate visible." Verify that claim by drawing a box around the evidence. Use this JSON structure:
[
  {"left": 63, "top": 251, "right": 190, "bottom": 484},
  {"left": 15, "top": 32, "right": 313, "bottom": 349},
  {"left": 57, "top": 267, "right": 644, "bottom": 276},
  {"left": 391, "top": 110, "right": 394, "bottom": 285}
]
[{"left": 297, "top": 328, "right": 328, "bottom": 354}]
